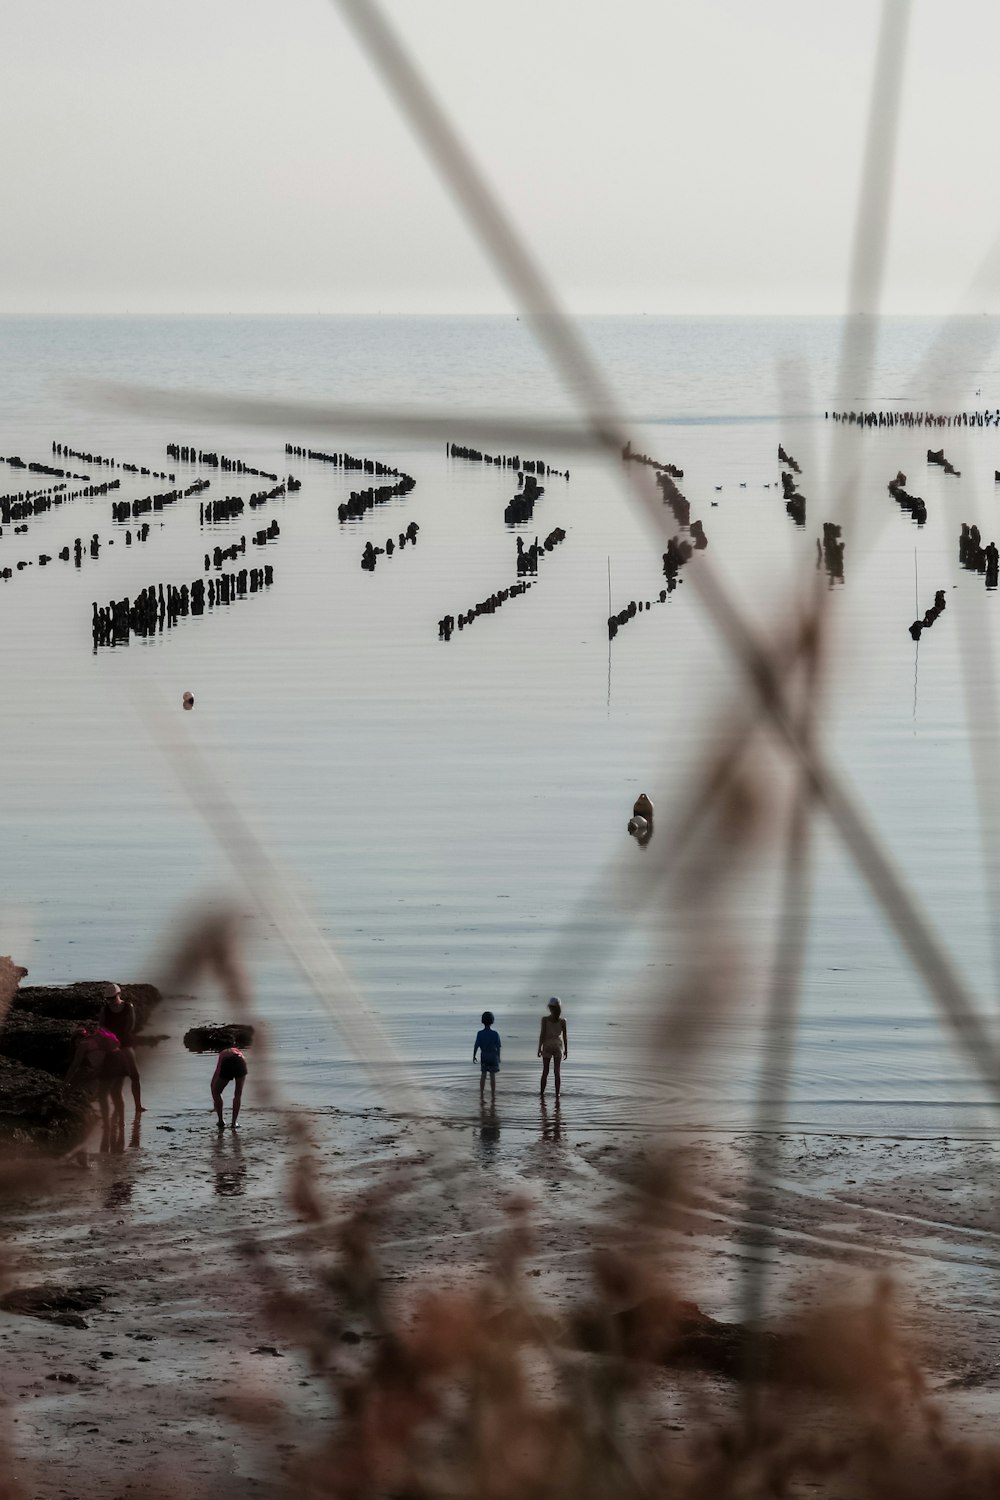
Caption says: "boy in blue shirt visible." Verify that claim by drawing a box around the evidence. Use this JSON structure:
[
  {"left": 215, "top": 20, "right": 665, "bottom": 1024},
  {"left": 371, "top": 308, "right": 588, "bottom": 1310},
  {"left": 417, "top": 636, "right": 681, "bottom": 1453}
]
[{"left": 473, "top": 1011, "right": 501, "bottom": 1103}]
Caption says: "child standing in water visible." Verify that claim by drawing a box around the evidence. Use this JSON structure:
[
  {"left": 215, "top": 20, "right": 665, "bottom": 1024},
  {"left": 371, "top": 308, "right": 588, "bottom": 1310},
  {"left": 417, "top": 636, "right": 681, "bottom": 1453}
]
[
  {"left": 538, "top": 997, "right": 568, "bottom": 1098},
  {"left": 473, "top": 1011, "right": 501, "bottom": 1103}
]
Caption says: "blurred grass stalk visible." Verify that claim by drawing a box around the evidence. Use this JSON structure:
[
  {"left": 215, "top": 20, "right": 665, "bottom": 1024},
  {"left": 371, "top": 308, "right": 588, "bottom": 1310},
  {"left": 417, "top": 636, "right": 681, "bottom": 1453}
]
[{"left": 10, "top": 0, "right": 1000, "bottom": 1493}]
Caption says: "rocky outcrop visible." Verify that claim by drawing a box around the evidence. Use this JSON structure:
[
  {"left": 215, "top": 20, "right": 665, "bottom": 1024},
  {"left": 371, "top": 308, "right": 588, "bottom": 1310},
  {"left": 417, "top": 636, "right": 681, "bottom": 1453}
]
[
  {"left": 927, "top": 447, "right": 960, "bottom": 475},
  {"left": 887, "top": 471, "right": 927, "bottom": 526},
  {"left": 449, "top": 442, "right": 569, "bottom": 479},
  {"left": 0, "top": 978, "right": 162, "bottom": 1146},
  {"left": 183, "top": 1023, "right": 254, "bottom": 1053},
  {"left": 830, "top": 406, "right": 997, "bottom": 428},
  {"left": 0, "top": 1013, "right": 82, "bottom": 1074},
  {"left": 909, "top": 588, "right": 947, "bottom": 641},
  {"left": 13, "top": 981, "right": 158, "bottom": 1028},
  {"left": 571, "top": 1295, "right": 782, "bottom": 1379},
  {"left": 92, "top": 565, "right": 274, "bottom": 646},
  {"left": 817, "top": 522, "right": 845, "bottom": 585},
  {"left": 0, "top": 1283, "right": 109, "bottom": 1328},
  {"left": 504, "top": 473, "right": 543, "bottom": 526},
  {"left": 0, "top": 1056, "right": 91, "bottom": 1146}
]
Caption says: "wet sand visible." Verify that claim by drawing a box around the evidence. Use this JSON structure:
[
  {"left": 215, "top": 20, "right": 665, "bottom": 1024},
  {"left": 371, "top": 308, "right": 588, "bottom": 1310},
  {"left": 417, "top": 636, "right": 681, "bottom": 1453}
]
[{"left": 3, "top": 1102, "right": 1000, "bottom": 1497}]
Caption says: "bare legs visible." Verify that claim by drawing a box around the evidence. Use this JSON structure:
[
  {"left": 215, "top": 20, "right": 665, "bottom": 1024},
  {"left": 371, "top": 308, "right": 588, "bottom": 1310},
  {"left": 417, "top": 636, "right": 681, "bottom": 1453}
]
[
  {"left": 539, "top": 1053, "right": 562, "bottom": 1098},
  {"left": 479, "top": 1070, "right": 496, "bottom": 1104},
  {"left": 123, "top": 1048, "right": 144, "bottom": 1112},
  {"left": 99, "top": 1079, "right": 126, "bottom": 1152},
  {"left": 212, "top": 1076, "right": 244, "bottom": 1129},
  {"left": 540, "top": 1098, "right": 563, "bottom": 1142}
]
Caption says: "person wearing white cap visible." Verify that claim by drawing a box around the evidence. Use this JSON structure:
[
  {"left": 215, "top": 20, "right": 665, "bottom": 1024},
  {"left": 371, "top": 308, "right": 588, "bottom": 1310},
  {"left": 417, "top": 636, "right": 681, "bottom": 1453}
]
[{"left": 537, "top": 997, "right": 568, "bottom": 1099}]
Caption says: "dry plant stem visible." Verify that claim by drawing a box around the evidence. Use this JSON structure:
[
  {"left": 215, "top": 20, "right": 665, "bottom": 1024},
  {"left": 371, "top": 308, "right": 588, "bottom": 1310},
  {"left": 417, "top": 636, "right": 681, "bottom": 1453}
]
[
  {"left": 741, "top": 0, "right": 910, "bottom": 1373},
  {"left": 518, "top": 604, "right": 825, "bottom": 1020},
  {"left": 142, "top": 694, "right": 448, "bottom": 1143},
  {"left": 742, "top": 634, "right": 822, "bottom": 1403},
  {"left": 692, "top": 558, "right": 1000, "bottom": 1088},
  {"left": 333, "top": 0, "right": 630, "bottom": 452},
  {"left": 88, "top": 62, "right": 1000, "bottom": 1071},
  {"left": 331, "top": 0, "right": 1000, "bottom": 1105},
  {"left": 827, "top": 0, "right": 910, "bottom": 510},
  {"left": 950, "top": 473, "right": 1000, "bottom": 996},
  {"left": 75, "top": 383, "right": 604, "bottom": 456}
]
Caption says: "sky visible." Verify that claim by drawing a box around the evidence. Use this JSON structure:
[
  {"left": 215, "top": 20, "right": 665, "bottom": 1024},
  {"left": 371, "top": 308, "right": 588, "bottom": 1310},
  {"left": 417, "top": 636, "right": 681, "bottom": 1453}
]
[{"left": 2, "top": 0, "right": 1000, "bottom": 315}]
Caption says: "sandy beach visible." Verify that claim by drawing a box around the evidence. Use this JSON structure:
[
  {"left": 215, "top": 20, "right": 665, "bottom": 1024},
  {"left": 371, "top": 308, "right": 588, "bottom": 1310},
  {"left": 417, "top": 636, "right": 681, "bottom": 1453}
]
[{"left": 4, "top": 1098, "right": 1000, "bottom": 1498}]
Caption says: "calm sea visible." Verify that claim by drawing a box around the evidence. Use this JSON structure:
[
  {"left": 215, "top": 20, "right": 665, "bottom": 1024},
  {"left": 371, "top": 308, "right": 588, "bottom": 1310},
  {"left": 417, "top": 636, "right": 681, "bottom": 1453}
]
[{"left": 3, "top": 314, "right": 1000, "bottom": 1137}]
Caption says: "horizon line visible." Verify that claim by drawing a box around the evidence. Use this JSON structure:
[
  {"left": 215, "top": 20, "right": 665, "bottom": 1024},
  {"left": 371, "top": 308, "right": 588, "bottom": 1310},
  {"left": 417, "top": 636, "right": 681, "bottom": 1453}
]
[{"left": 0, "top": 308, "right": 996, "bottom": 319}]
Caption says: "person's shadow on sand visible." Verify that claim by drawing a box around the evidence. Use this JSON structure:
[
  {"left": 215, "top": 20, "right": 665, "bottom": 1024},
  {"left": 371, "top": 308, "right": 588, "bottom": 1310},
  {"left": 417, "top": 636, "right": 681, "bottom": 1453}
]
[{"left": 213, "top": 1132, "right": 247, "bottom": 1197}]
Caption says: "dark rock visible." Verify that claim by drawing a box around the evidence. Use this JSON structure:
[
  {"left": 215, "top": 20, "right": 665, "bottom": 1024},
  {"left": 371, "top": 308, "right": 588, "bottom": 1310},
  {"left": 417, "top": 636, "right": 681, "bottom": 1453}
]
[
  {"left": 0, "top": 1283, "right": 108, "bottom": 1327},
  {"left": 572, "top": 1295, "right": 782, "bottom": 1379},
  {"left": 183, "top": 1023, "right": 254, "bottom": 1053},
  {"left": 0, "top": 1012, "right": 84, "bottom": 1075},
  {"left": 13, "top": 982, "right": 159, "bottom": 1029},
  {"left": 0, "top": 1055, "right": 92, "bottom": 1145}
]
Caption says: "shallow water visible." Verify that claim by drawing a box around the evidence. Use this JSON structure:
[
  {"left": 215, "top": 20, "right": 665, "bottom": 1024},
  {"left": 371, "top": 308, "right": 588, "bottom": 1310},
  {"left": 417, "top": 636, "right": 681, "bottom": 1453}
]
[{"left": 4, "top": 314, "right": 1000, "bottom": 1135}]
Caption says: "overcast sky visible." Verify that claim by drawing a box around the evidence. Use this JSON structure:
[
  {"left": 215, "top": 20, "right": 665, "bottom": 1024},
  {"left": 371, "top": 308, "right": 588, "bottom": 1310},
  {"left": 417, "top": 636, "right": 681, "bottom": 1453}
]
[{"left": 3, "top": 1, "right": 999, "bottom": 315}]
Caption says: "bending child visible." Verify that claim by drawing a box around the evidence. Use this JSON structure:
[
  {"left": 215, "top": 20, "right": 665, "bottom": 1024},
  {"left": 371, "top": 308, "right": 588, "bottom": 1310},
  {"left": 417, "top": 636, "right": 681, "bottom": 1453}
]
[{"left": 211, "top": 1046, "right": 248, "bottom": 1130}]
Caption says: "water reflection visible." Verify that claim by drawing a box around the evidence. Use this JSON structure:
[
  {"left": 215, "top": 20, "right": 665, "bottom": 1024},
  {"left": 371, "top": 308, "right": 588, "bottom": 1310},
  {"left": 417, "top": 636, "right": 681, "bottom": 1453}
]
[
  {"left": 476, "top": 1103, "right": 500, "bottom": 1167},
  {"left": 627, "top": 819, "right": 653, "bottom": 849},
  {"left": 213, "top": 1131, "right": 246, "bottom": 1196},
  {"left": 540, "top": 1099, "right": 563, "bottom": 1144},
  {"left": 104, "top": 1176, "right": 133, "bottom": 1210},
  {"left": 99, "top": 1113, "right": 125, "bottom": 1156},
  {"left": 98, "top": 1106, "right": 143, "bottom": 1158}
]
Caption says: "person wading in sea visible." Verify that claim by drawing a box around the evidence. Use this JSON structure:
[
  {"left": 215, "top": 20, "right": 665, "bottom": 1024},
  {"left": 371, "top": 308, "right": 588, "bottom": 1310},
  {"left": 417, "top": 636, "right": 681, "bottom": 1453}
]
[
  {"left": 538, "top": 997, "right": 568, "bottom": 1098},
  {"left": 473, "top": 1011, "right": 501, "bottom": 1104}
]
